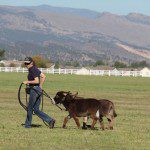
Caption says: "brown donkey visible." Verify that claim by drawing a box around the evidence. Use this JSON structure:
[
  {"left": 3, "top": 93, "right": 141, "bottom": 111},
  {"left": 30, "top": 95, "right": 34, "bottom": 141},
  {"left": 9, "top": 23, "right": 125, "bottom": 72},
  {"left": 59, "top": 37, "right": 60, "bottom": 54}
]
[{"left": 53, "top": 91, "right": 117, "bottom": 130}]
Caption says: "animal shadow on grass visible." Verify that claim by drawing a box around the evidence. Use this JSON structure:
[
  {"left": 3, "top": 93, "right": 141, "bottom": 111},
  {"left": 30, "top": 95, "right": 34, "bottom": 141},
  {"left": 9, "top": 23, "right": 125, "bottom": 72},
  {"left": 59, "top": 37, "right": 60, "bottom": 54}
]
[{"left": 60, "top": 125, "right": 99, "bottom": 130}]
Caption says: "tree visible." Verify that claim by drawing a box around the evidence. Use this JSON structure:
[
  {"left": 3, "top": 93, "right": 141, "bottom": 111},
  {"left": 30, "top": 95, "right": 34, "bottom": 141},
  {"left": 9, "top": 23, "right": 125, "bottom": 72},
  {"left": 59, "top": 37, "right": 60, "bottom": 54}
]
[
  {"left": 65, "top": 62, "right": 72, "bottom": 66},
  {"left": 113, "top": 61, "right": 127, "bottom": 68},
  {"left": 54, "top": 61, "right": 60, "bottom": 69},
  {"left": 32, "top": 55, "right": 50, "bottom": 68},
  {"left": 0, "top": 63, "right": 5, "bottom": 67},
  {"left": 130, "top": 61, "right": 148, "bottom": 68},
  {"left": 0, "top": 49, "right": 5, "bottom": 60},
  {"left": 93, "top": 60, "right": 105, "bottom": 67},
  {"left": 139, "top": 61, "right": 148, "bottom": 67},
  {"left": 9, "top": 63, "right": 16, "bottom": 67},
  {"left": 130, "top": 62, "right": 139, "bottom": 68},
  {"left": 72, "top": 61, "right": 80, "bottom": 67}
]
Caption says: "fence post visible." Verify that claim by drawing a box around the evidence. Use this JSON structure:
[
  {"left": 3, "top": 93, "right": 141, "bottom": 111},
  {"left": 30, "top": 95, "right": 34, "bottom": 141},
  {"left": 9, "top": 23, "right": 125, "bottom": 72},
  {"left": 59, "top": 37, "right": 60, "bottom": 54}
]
[
  {"left": 89, "top": 70, "right": 91, "bottom": 75},
  {"left": 129, "top": 71, "right": 131, "bottom": 77},
  {"left": 135, "top": 71, "right": 137, "bottom": 77}
]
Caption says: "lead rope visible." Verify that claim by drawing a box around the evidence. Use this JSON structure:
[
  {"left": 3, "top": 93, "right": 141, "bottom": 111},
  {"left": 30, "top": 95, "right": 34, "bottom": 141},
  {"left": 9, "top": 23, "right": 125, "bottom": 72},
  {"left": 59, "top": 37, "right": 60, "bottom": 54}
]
[
  {"left": 41, "top": 90, "right": 50, "bottom": 127},
  {"left": 42, "top": 89, "right": 63, "bottom": 111},
  {"left": 25, "top": 87, "right": 28, "bottom": 107},
  {"left": 18, "top": 83, "right": 63, "bottom": 127},
  {"left": 41, "top": 90, "right": 44, "bottom": 111}
]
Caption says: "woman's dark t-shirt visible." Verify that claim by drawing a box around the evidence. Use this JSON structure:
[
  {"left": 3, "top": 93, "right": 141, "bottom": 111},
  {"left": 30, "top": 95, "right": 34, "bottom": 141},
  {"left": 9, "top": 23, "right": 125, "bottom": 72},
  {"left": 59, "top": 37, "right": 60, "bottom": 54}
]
[{"left": 28, "top": 66, "right": 41, "bottom": 85}]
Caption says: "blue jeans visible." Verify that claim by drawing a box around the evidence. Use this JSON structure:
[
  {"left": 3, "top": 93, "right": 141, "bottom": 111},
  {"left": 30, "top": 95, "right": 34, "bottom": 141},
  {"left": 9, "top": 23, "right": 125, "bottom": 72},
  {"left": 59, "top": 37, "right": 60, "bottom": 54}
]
[{"left": 25, "top": 86, "right": 53, "bottom": 128}]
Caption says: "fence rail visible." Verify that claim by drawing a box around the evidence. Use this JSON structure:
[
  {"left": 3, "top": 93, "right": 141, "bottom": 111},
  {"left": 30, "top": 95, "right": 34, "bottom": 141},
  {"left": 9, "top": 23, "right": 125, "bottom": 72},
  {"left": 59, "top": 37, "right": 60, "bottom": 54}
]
[{"left": 0, "top": 67, "right": 148, "bottom": 77}]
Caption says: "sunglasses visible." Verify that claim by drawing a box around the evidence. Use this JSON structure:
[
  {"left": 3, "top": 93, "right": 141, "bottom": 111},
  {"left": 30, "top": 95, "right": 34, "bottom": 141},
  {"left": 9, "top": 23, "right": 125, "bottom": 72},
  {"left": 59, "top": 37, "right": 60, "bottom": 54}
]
[{"left": 24, "top": 62, "right": 31, "bottom": 66}]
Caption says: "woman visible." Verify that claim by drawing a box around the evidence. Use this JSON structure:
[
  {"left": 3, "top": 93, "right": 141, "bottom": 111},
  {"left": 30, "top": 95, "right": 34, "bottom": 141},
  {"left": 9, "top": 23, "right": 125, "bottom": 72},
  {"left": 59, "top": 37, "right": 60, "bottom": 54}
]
[{"left": 23, "top": 57, "right": 55, "bottom": 128}]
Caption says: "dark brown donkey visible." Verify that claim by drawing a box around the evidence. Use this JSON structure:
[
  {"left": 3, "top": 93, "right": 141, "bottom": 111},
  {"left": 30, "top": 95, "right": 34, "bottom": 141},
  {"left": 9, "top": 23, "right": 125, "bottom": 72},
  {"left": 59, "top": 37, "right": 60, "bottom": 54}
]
[{"left": 53, "top": 91, "right": 117, "bottom": 130}]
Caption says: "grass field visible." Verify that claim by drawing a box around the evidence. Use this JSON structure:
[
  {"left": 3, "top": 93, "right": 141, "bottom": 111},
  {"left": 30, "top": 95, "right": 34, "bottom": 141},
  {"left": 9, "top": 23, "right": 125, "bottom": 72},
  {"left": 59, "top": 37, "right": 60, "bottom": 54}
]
[{"left": 0, "top": 72, "right": 150, "bottom": 150}]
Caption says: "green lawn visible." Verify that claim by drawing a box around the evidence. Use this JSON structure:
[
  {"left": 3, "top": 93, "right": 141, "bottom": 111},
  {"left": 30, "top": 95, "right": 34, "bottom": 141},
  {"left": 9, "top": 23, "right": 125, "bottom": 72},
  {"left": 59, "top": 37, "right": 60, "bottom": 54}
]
[{"left": 0, "top": 72, "right": 150, "bottom": 150}]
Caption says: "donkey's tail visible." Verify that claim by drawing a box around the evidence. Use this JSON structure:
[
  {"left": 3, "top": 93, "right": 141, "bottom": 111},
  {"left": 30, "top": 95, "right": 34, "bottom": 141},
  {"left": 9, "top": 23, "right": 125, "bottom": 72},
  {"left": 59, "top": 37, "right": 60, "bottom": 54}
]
[
  {"left": 110, "top": 104, "right": 117, "bottom": 117},
  {"left": 113, "top": 109, "right": 117, "bottom": 117}
]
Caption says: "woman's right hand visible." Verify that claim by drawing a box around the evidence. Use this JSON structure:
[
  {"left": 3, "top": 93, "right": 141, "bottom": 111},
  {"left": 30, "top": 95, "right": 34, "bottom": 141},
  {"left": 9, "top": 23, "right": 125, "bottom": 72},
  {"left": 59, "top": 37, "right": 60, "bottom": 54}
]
[
  {"left": 23, "top": 81, "right": 29, "bottom": 85},
  {"left": 40, "top": 85, "right": 42, "bottom": 89}
]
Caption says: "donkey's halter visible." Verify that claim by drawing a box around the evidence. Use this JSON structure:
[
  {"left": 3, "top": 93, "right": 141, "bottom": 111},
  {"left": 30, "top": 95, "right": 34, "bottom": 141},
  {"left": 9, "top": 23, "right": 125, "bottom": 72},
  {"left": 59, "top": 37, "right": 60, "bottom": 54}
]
[
  {"left": 62, "top": 97, "right": 66, "bottom": 102},
  {"left": 61, "top": 92, "right": 70, "bottom": 102},
  {"left": 61, "top": 92, "right": 74, "bottom": 102}
]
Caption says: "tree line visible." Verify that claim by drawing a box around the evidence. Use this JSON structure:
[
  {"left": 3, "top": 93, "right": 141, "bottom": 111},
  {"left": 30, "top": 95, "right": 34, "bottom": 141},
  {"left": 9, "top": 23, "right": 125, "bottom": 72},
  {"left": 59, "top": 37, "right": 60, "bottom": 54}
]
[
  {"left": 0, "top": 48, "right": 149, "bottom": 68},
  {"left": 93, "top": 60, "right": 149, "bottom": 68}
]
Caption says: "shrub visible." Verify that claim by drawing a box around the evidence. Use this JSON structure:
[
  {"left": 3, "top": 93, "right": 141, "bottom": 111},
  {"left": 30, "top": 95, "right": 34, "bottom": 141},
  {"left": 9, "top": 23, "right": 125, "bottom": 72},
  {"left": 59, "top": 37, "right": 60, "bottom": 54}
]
[
  {"left": 32, "top": 55, "right": 49, "bottom": 68},
  {"left": 130, "top": 61, "right": 148, "bottom": 68},
  {"left": 9, "top": 63, "right": 16, "bottom": 67},
  {"left": 0, "top": 63, "right": 5, "bottom": 67},
  {"left": 93, "top": 60, "right": 105, "bottom": 67},
  {"left": 113, "top": 61, "right": 127, "bottom": 68}
]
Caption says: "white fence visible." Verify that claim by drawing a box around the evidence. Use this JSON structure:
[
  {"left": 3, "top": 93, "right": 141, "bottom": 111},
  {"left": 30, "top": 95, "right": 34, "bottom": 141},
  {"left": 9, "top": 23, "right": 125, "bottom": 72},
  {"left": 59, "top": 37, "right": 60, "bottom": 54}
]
[{"left": 0, "top": 67, "right": 148, "bottom": 77}]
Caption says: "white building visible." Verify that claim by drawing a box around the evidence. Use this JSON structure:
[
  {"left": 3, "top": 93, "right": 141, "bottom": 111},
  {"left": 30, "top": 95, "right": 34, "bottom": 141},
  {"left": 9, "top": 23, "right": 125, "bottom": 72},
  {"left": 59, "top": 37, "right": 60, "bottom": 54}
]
[
  {"left": 140, "top": 67, "right": 150, "bottom": 77},
  {"left": 76, "top": 67, "right": 90, "bottom": 75}
]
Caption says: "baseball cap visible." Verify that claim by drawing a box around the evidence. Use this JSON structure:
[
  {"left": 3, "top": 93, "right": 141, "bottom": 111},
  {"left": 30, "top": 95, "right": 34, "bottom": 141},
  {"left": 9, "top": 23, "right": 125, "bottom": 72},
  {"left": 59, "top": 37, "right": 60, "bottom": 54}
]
[{"left": 24, "top": 57, "right": 33, "bottom": 64}]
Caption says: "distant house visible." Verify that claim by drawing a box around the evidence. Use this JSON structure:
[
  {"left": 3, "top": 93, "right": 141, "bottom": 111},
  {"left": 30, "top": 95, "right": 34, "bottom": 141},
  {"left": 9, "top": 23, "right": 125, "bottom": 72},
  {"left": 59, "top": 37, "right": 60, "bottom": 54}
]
[
  {"left": 50, "top": 64, "right": 55, "bottom": 70},
  {"left": 0, "top": 60, "right": 5, "bottom": 64},
  {"left": 76, "top": 67, "right": 90, "bottom": 75},
  {"left": 111, "top": 68, "right": 121, "bottom": 76},
  {"left": 0, "top": 60, "right": 23, "bottom": 67},
  {"left": 140, "top": 67, "right": 150, "bottom": 77}
]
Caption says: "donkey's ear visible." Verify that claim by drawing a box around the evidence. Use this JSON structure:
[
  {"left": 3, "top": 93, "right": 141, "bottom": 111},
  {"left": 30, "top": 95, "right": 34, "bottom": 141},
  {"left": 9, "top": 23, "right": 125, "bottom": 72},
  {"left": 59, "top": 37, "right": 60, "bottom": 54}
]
[
  {"left": 68, "top": 91, "right": 72, "bottom": 95},
  {"left": 72, "top": 91, "right": 78, "bottom": 96},
  {"left": 75, "top": 92, "right": 78, "bottom": 96}
]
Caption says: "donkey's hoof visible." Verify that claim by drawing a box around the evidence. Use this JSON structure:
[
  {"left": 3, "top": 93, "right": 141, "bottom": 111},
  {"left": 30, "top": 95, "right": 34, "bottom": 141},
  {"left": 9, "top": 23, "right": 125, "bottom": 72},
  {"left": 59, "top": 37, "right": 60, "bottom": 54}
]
[
  {"left": 62, "top": 125, "right": 67, "bottom": 129},
  {"left": 91, "top": 127, "right": 96, "bottom": 130},
  {"left": 100, "top": 127, "right": 105, "bottom": 130},
  {"left": 110, "top": 127, "right": 113, "bottom": 130}
]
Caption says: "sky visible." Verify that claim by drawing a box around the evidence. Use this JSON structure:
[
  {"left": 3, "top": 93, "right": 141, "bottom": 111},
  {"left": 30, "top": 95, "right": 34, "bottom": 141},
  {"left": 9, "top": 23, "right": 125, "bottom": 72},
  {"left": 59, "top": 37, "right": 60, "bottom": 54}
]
[{"left": 0, "top": 0, "right": 150, "bottom": 15}]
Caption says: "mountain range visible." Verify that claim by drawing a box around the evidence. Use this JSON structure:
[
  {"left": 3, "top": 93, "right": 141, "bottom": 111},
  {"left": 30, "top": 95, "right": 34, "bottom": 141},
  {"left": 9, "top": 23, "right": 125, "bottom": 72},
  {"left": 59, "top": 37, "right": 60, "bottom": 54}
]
[{"left": 0, "top": 5, "right": 150, "bottom": 65}]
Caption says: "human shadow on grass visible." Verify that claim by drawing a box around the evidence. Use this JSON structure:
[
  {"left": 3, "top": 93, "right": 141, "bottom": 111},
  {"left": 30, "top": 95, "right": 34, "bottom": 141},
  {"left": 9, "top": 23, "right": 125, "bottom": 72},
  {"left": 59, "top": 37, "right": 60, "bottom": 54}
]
[
  {"left": 21, "top": 123, "right": 42, "bottom": 128},
  {"left": 21, "top": 124, "right": 60, "bottom": 129},
  {"left": 21, "top": 124, "right": 99, "bottom": 130}
]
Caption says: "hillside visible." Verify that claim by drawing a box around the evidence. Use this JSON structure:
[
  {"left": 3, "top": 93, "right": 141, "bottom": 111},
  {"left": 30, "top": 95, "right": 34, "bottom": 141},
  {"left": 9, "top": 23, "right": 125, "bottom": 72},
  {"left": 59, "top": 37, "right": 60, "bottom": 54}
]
[{"left": 0, "top": 5, "right": 150, "bottom": 65}]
